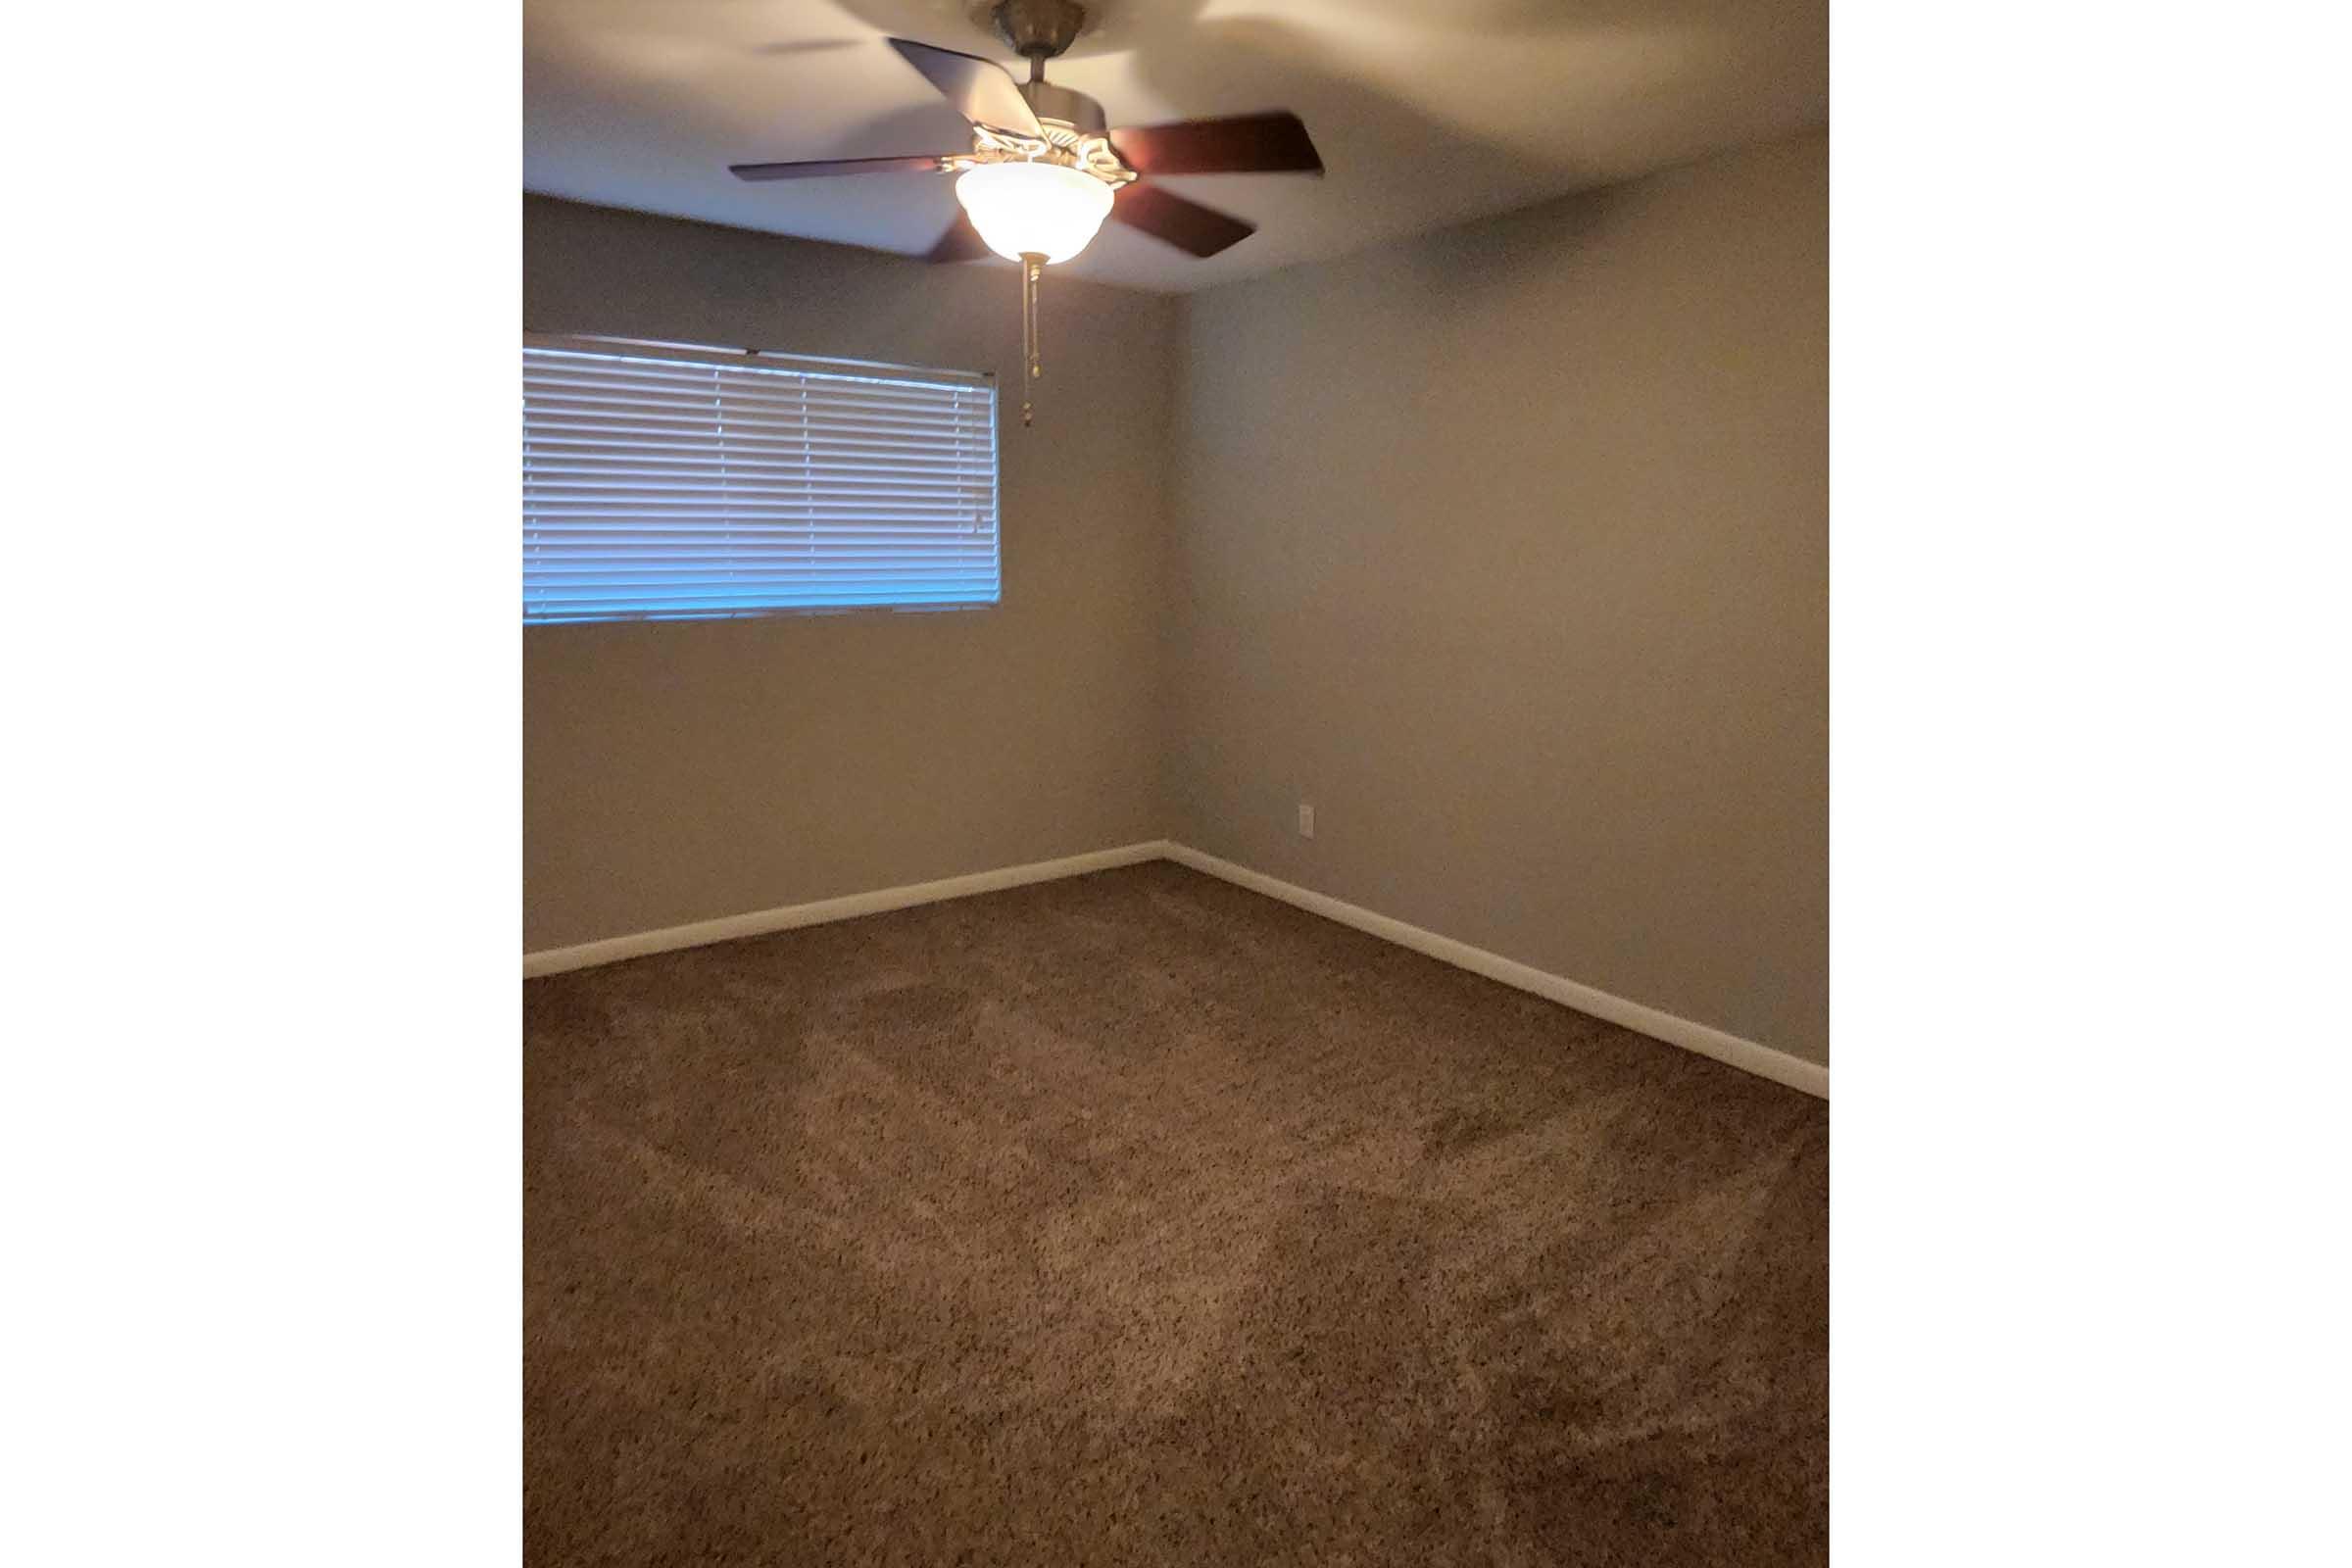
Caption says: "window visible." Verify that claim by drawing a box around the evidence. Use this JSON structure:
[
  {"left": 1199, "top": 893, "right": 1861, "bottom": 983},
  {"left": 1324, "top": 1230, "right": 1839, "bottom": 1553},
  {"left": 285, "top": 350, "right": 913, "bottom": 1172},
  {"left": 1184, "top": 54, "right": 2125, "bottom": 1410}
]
[{"left": 522, "top": 334, "right": 1000, "bottom": 624}]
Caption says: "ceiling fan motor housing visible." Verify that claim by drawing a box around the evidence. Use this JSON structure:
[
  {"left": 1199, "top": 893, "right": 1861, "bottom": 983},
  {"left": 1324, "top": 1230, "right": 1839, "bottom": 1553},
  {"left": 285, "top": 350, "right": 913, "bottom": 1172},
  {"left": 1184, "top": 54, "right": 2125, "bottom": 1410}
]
[
  {"left": 992, "top": 0, "right": 1103, "bottom": 130},
  {"left": 1020, "top": 79, "right": 1106, "bottom": 134},
  {"left": 993, "top": 0, "right": 1089, "bottom": 63}
]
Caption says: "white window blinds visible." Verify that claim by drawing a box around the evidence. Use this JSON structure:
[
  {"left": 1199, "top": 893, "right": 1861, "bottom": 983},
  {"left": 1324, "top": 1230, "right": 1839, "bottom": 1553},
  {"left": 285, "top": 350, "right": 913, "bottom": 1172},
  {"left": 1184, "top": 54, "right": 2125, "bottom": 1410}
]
[{"left": 522, "top": 334, "right": 1000, "bottom": 624}]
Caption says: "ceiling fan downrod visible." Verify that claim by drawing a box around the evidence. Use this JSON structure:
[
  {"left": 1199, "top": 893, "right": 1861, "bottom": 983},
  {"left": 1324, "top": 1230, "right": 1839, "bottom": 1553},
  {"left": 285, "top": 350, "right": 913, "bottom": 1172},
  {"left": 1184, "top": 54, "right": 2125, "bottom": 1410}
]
[
  {"left": 993, "top": 0, "right": 1088, "bottom": 74},
  {"left": 995, "top": 0, "right": 1103, "bottom": 136}
]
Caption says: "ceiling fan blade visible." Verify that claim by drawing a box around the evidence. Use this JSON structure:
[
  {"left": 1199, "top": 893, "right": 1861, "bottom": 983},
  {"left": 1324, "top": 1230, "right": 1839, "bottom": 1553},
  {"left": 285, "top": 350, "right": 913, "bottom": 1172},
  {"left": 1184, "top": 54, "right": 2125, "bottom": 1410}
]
[
  {"left": 1110, "top": 182, "right": 1257, "bottom": 258},
  {"left": 923, "top": 212, "right": 997, "bottom": 265},
  {"left": 1109, "top": 112, "right": 1323, "bottom": 176},
  {"left": 886, "top": 37, "right": 1043, "bottom": 138},
  {"left": 729, "top": 154, "right": 954, "bottom": 182}
]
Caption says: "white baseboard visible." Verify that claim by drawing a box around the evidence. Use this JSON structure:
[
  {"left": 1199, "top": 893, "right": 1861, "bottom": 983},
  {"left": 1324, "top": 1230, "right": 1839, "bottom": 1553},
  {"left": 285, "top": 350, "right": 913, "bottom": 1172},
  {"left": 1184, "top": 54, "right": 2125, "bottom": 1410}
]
[
  {"left": 523, "top": 836, "right": 1826, "bottom": 1101},
  {"left": 523, "top": 840, "right": 1173, "bottom": 979},
  {"left": 1162, "top": 843, "right": 1829, "bottom": 1101}
]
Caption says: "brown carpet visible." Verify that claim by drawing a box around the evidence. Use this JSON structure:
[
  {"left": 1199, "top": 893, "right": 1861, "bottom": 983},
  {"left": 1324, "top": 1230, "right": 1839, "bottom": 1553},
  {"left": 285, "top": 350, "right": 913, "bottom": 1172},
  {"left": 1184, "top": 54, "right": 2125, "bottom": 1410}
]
[{"left": 525, "top": 861, "right": 1827, "bottom": 1566}]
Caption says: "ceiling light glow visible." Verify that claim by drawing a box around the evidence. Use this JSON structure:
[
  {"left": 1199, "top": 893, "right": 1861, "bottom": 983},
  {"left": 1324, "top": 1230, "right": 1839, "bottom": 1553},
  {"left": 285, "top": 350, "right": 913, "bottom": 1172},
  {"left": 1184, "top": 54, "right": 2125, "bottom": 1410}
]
[{"left": 955, "top": 162, "right": 1114, "bottom": 265}]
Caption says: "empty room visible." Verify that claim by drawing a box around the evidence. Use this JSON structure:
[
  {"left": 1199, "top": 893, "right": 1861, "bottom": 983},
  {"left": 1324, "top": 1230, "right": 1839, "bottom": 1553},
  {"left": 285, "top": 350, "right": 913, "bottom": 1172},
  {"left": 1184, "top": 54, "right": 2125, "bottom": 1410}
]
[
  {"left": 21, "top": 3, "right": 2349, "bottom": 1563},
  {"left": 522, "top": 0, "right": 1826, "bottom": 1561}
]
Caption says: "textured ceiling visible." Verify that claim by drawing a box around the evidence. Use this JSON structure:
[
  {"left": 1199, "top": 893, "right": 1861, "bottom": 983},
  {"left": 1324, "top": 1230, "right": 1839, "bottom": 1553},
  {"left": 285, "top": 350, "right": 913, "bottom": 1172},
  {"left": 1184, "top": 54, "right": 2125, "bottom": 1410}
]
[{"left": 524, "top": 0, "right": 1828, "bottom": 293}]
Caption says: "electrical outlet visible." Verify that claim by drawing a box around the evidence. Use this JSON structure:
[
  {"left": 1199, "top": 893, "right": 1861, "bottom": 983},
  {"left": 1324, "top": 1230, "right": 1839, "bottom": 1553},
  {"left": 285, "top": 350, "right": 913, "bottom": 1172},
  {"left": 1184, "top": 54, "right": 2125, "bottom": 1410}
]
[{"left": 1298, "top": 803, "right": 1315, "bottom": 839}]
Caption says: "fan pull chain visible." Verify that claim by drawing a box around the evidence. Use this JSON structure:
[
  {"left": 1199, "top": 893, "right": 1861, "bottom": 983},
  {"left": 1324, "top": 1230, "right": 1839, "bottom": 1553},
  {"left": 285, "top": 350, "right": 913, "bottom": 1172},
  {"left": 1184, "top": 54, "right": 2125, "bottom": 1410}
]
[{"left": 1019, "top": 252, "right": 1045, "bottom": 426}]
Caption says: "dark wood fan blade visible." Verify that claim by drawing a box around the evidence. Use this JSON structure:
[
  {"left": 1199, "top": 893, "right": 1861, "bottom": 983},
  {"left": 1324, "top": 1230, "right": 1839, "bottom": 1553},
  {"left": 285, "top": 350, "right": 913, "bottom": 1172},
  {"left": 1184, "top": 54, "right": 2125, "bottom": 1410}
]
[
  {"left": 1109, "top": 112, "right": 1323, "bottom": 176},
  {"left": 1110, "top": 182, "right": 1257, "bottom": 258},
  {"left": 886, "top": 37, "right": 1043, "bottom": 138},
  {"left": 923, "top": 212, "right": 997, "bottom": 264},
  {"left": 729, "top": 154, "right": 954, "bottom": 182}
]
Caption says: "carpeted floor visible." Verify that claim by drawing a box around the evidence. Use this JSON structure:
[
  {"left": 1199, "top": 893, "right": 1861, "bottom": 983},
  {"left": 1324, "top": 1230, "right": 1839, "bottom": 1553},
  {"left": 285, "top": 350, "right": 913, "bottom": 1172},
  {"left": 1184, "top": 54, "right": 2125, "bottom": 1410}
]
[{"left": 525, "top": 861, "right": 1827, "bottom": 1566}]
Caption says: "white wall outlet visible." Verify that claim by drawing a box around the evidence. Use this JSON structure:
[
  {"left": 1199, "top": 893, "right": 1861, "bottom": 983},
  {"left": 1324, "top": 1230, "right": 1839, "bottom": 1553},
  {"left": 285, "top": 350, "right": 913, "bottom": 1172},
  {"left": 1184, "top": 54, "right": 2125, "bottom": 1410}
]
[{"left": 1298, "top": 803, "right": 1315, "bottom": 839}]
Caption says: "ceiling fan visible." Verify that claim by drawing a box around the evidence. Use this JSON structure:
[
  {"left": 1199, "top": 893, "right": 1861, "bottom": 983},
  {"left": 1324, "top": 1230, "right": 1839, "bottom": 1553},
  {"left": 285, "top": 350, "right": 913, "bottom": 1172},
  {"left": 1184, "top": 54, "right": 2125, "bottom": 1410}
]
[{"left": 726, "top": 0, "right": 1324, "bottom": 422}]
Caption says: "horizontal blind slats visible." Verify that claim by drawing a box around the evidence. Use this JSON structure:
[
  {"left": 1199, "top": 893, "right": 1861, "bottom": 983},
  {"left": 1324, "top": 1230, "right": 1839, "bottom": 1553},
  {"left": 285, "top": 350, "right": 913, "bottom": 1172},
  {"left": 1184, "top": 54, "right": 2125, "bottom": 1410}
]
[
  {"left": 523, "top": 368, "right": 993, "bottom": 419},
  {"left": 523, "top": 482, "right": 993, "bottom": 504},
  {"left": 520, "top": 423, "right": 990, "bottom": 461},
  {"left": 527, "top": 578, "right": 1002, "bottom": 600},
  {"left": 522, "top": 342, "right": 999, "bottom": 624},
  {"left": 525, "top": 590, "right": 998, "bottom": 612},
  {"left": 524, "top": 511, "right": 987, "bottom": 527},
  {"left": 525, "top": 389, "right": 986, "bottom": 421},
  {"left": 521, "top": 401, "right": 993, "bottom": 439},
  {"left": 524, "top": 557, "right": 999, "bottom": 573},
  {"left": 521, "top": 412, "right": 993, "bottom": 444},
  {"left": 527, "top": 550, "right": 997, "bottom": 563},
  {"left": 522, "top": 456, "right": 993, "bottom": 482},
  {"left": 524, "top": 345, "right": 983, "bottom": 396},
  {"left": 522, "top": 525, "right": 993, "bottom": 540}
]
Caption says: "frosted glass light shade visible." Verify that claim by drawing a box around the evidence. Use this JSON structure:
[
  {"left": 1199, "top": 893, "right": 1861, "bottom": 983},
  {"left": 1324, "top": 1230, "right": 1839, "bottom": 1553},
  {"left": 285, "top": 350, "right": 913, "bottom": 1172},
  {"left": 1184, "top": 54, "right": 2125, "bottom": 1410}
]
[{"left": 954, "top": 162, "right": 1114, "bottom": 265}]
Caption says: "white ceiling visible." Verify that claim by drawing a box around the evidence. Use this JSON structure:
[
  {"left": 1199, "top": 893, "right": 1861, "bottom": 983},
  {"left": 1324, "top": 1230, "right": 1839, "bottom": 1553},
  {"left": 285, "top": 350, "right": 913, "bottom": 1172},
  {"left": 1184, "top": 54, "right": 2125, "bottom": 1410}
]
[{"left": 524, "top": 0, "right": 1828, "bottom": 294}]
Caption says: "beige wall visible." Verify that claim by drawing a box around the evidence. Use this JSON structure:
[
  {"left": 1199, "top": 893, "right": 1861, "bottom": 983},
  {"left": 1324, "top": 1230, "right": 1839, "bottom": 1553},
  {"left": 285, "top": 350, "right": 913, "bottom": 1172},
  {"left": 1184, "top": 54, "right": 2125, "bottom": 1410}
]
[
  {"left": 1167, "top": 132, "right": 1829, "bottom": 1063},
  {"left": 525, "top": 137, "right": 1828, "bottom": 1065},
  {"left": 523, "top": 197, "right": 1178, "bottom": 952}
]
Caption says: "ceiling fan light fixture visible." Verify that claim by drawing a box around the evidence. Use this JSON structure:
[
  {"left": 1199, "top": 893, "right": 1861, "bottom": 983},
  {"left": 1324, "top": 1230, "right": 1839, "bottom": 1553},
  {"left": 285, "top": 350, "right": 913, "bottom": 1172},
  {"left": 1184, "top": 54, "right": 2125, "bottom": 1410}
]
[
  {"left": 954, "top": 161, "right": 1114, "bottom": 264},
  {"left": 725, "top": 14, "right": 1324, "bottom": 425}
]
